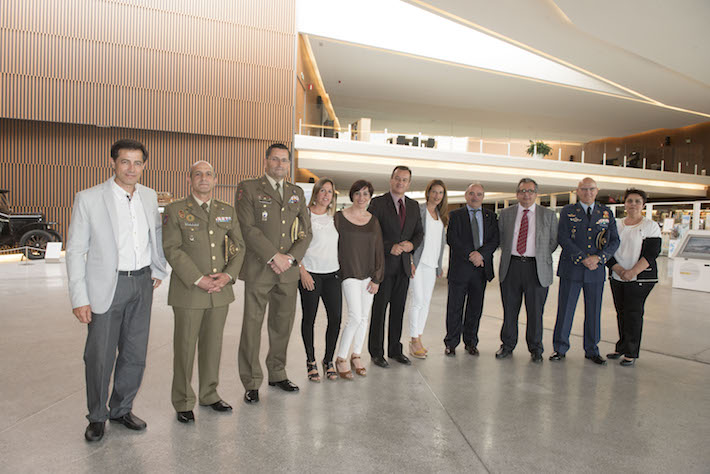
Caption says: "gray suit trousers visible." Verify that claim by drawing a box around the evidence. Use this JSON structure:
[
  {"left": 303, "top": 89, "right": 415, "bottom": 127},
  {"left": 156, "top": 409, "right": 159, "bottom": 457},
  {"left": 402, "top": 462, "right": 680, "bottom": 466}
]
[{"left": 84, "top": 271, "right": 153, "bottom": 422}]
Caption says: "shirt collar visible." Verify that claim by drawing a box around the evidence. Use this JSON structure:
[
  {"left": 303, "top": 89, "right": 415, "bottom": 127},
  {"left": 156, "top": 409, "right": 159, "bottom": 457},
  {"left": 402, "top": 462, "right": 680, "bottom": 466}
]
[
  {"left": 111, "top": 177, "right": 136, "bottom": 201},
  {"left": 466, "top": 204, "right": 482, "bottom": 213},
  {"left": 192, "top": 195, "right": 211, "bottom": 209},
  {"left": 580, "top": 202, "right": 595, "bottom": 213},
  {"left": 265, "top": 174, "right": 284, "bottom": 190},
  {"left": 518, "top": 203, "right": 536, "bottom": 214}
]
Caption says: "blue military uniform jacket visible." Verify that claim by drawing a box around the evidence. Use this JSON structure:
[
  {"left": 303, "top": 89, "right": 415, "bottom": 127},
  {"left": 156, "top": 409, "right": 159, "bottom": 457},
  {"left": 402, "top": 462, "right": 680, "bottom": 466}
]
[{"left": 556, "top": 202, "right": 620, "bottom": 283}]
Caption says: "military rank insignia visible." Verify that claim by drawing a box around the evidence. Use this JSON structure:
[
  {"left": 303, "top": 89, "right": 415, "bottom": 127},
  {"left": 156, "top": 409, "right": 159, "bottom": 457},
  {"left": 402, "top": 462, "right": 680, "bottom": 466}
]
[
  {"left": 288, "top": 194, "right": 300, "bottom": 204},
  {"left": 186, "top": 214, "right": 195, "bottom": 222},
  {"left": 216, "top": 216, "right": 232, "bottom": 223}
]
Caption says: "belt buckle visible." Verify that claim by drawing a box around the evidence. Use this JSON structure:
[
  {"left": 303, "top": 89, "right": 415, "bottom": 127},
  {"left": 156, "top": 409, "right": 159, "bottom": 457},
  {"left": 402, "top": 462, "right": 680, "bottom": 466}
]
[{"left": 126, "top": 269, "right": 133, "bottom": 277}]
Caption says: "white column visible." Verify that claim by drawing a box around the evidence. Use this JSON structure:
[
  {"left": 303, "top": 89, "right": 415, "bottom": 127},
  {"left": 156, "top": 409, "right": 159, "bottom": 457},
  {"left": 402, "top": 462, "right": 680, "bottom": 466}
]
[
  {"left": 693, "top": 202, "right": 701, "bottom": 230},
  {"left": 603, "top": 152, "right": 606, "bottom": 165},
  {"left": 569, "top": 191, "right": 577, "bottom": 204},
  {"left": 558, "top": 148, "right": 562, "bottom": 160},
  {"left": 581, "top": 150, "right": 585, "bottom": 163},
  {"left": 550, "top": 194, "right": 557, "bottom": 208}
]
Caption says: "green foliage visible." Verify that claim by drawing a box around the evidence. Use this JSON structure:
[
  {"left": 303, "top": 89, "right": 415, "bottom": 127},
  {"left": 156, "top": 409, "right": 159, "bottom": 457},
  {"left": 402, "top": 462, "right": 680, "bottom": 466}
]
[{"left": 526, "top": 140, "right": 552, "bottom": 156}]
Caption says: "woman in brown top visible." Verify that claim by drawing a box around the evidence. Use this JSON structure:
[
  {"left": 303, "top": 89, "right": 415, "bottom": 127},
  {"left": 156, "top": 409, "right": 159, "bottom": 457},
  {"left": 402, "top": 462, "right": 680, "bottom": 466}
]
[{"left": 334, "top": 180, "right": 385, "bottom": 379}]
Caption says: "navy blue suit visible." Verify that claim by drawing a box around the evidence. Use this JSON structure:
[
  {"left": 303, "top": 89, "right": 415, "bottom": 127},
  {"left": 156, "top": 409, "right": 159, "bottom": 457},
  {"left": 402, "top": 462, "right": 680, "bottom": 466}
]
[
  {"left": 444, "top": 206, "right": 499, "bottom": 349},
  {"left": 552, "top": 202, "right": 620, "bottom": 356}
]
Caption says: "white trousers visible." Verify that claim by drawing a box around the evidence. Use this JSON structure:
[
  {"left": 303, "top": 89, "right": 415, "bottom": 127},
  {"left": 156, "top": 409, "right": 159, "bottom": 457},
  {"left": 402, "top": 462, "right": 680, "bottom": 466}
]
[
  {"left": 337, "top": 278, "right": 374, "bottom": 359},
  {"left": 407, "top": 262, "right": 437, "bottom": 338}
]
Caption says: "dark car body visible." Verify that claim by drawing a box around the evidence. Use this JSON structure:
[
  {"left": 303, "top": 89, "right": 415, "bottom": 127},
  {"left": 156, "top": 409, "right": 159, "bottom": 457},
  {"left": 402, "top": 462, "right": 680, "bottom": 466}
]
[{"left": 0, "top": 190, "right": 62, "bottom": 259}]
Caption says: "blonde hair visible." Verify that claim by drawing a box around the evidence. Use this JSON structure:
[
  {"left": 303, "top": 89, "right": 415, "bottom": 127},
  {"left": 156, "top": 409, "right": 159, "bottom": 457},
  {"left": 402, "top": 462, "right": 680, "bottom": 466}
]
[
  {"left": 308, "top": 177, "right": 337, "bottom": 216},
  {"left": 425, "top": 179, "right": 449, "bottom": 226}
]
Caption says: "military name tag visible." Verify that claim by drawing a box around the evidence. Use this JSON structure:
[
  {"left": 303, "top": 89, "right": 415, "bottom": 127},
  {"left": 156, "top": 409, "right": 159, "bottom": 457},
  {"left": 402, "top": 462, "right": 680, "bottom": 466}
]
[
  {"left": 185, "top": 222, "right": 200, "bottom": 227},
  {"left": 262, "top": 210, "right": 269, "bottom": 221},
  {"left": 216, "top": 216, "right": 232, "bottom": 223}
]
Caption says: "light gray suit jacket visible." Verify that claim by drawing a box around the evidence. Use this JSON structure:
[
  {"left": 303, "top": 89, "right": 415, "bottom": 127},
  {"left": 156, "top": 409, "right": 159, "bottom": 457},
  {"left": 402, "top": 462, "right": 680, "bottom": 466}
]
[
  {"left": 66, "top": 177, "right": 168, "bottom": 314},
  {"left": 412, "top": 203, "right": 446, "bottom": 277},
  {"left": 498, "top": 203, "right": 558, "bottom": 287}
]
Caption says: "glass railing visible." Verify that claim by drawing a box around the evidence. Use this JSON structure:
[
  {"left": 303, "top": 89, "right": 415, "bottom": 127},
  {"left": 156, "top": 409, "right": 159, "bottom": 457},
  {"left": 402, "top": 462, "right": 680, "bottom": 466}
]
[{"left": 297, "top": 122, "right": 708, "bottom": 176}]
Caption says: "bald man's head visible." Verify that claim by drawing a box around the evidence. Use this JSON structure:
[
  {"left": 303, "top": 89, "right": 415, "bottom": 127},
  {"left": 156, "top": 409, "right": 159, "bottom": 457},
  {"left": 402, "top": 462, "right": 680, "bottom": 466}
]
[
  {"left": 576, "top": 177, "right": 598, "bottom": 205},
  {"left": 189, "top": 161, "right": 216, "bottom": 199},
  {"left": 465, "top": 183, "right": 485, "bottom": 208}
]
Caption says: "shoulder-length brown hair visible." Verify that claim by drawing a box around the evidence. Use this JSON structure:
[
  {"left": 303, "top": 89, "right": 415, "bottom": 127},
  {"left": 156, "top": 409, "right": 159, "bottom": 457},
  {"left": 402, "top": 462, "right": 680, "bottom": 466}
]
[
  {"left": 425, "top": 179, "right": 449, "bottom": 226},
  {"left": 308, "top": 177, "right": 338, "bottom": 215}
]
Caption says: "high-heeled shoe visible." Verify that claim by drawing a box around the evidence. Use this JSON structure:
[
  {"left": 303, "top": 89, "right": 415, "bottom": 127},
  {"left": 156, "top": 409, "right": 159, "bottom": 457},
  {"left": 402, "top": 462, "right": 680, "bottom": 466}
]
[
  {"left": 418, "top": 336, "right": 428, "bottom": 354},
  {"left": 336, "top": 357, "right": 353, "bottom": 380},
  {"left": 409, "top": 341, "right": 427, "bottom": 359},
  {"left": 350, "top": 355, "right": 367, "bottom": 376},
  {"left": 323, "top": 360, "right": 337, "bottom": 381},
  {"left": 306, "top": 360, "right": 320, "bottom": 382}
]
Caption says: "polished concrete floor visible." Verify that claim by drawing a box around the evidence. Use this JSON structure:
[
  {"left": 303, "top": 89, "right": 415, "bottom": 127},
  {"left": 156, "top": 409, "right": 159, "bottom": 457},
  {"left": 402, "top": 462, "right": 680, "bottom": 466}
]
[{"left": 1, "top": 255, "right": 709, "bottom": 473}]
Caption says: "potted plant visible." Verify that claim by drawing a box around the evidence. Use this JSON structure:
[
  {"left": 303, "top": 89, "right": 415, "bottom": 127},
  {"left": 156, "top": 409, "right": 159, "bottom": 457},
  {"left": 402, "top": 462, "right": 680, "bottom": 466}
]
[{"left": 526, "top": 140, "right": 552, "bottom": 159}]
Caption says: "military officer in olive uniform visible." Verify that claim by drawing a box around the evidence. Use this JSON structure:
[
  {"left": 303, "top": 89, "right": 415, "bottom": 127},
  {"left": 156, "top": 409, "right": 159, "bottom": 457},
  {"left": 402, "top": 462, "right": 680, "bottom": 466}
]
[
  {"left": 236, "top": 143, "right": 312, "bottom": 404},
  {"left": 163, "top": 161, "right": 245, "bottom": 423},
  {"left": 550, "top": 177, "right": 619, "bottom": 365}
]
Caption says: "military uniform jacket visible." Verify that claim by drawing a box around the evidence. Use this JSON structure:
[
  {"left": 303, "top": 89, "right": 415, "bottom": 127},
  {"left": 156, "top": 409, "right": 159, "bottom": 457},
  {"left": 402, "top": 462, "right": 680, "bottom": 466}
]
[
  {"left": 236, "top": 175, "right": 312, "bottom": 284},
  {"left": 163, "top": 196, "right": 245, "bottom": 309},
  {"left": 557, "top": 202, "right": 620, "bottom": 283}
]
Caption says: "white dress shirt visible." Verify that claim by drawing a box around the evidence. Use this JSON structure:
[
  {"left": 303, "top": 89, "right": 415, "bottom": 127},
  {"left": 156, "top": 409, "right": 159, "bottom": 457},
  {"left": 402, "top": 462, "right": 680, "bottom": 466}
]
[
  {"left": 511, "top": 203, "right": 536, "bottom": 257},
  {"left": 111, "top": 178, "right": 151, "bottom": 271}
]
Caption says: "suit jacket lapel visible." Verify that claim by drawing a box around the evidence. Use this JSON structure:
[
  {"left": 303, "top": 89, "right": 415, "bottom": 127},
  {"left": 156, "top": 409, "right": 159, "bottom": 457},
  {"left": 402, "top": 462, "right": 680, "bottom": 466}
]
[
  {"left": 102, "top": 178, "right": 119, "bottom": 248},
  {"left": 534, "top": 204, "right": 544, "bottom": 250},
  {"left": 136, "top": 184, "right": 157, "bottom": 246},
  {"left": 187, "top": 194, "right": 209, "bottom": 222}
]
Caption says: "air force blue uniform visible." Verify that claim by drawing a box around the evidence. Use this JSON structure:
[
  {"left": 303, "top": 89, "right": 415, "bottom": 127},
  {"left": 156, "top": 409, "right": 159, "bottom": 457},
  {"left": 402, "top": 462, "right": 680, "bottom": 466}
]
[{"left": 552, "top": 202, "right": 620, "bottom": 356}]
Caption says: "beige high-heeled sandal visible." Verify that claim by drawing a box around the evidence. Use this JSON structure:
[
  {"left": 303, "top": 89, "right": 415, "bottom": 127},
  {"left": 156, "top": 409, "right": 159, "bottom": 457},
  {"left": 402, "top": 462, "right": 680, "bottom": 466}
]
[
  {"left": 350, "top": 355, "right": 367, "bottom": 376},
  {"left": 336, "top": 357, "right": 353, "bottom": 380}
]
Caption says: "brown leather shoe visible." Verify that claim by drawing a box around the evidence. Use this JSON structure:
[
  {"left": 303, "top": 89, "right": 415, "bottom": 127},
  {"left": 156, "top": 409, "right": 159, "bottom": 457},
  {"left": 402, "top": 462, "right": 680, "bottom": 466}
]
[
  {"left": 350, "top": 355, "right": 367, "bottom": 376},
  {"left": 336, "top": 357, "right": 353, "bottom": 380}
]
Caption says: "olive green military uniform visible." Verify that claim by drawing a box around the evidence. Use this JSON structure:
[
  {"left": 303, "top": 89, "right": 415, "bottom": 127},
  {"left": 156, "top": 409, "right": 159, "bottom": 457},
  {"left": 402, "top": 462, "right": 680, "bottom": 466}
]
[
  {"left": 236, "top": 176, "right": 312, "bottom": 390},
  {"left": 163, "top": 196, "right": 245, "bottom": 412}
]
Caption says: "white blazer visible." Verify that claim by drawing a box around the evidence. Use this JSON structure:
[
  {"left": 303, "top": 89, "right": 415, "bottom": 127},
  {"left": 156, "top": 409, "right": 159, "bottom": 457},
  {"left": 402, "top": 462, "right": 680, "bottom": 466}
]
[{"left": 66, "top": 177, "right": 168, "bottom": 314}]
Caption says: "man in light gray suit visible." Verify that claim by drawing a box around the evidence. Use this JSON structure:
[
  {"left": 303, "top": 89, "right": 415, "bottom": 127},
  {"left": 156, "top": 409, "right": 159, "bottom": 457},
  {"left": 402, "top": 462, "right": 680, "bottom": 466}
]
[
  {"left": 66, "top": 139, "right": 168, "bottom": 442},
  {"left": 496, "top": 178, "right": 558, "bottom": 362}
]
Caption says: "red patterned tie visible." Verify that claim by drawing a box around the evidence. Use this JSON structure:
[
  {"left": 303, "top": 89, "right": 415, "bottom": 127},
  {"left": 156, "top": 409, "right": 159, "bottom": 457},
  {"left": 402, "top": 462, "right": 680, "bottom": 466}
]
[
  {"left": 398, "top": 198, "right": 406, "bottom": 229},
  {"left": 516, "top": 209, "right": 529, "bottom": 255}
]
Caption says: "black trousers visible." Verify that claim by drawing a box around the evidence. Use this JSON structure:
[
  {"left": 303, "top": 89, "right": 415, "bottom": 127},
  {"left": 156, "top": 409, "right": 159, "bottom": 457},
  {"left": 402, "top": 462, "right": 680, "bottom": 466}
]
[
  {"left": 369, "top": 269, "right": 409, "bottom": 358},
  {"left": 609, "top": 279, "right": 655, "bottom": 358},
  {"left": 444, "top": 267, "right": 486, "bottom": 349},
  {"left": 500, "top": 258, "right": 548, "bottom": 354},
  {"left": 298, "top": 271, "right": 342, "bottom": 364}
]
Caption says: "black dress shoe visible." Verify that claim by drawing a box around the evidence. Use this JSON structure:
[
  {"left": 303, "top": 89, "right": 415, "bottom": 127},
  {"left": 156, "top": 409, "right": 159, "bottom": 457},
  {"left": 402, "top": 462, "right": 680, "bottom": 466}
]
[
  {"left": 371, "top": 356, "right": 390, "bottom": 368},
  {"left": 495, "top": 347, "right": 512, "bottom": 359},
  {"left": 176, "top": 411, "right": 194, "bottom": 423},
  {"left": 606, "top": 352, "right": 622, "bottom": 360},
  {"left": 620, "top": 357, "right": 636, "bottom": 367},
  {"left": 391, "top": 354, "right": 411, "bottom": 365},
  {"left": 109, "top": 412, "right": 147, "bottom": 430},
  {"left": 444, "top": 347, "right": 456, "bottom": 357},
  {"left": 268, "top": 379, "right": 300, "bottom": 392},
  {"left": 585, "top": 354, "right": 607, "bottom": 365},
  {"left": 205, "top": 400, "right": 232, "bottom": 412},
  {"left": 465, "top": 345, "right": 479, "bottom": 356},
  {"left": 84, "top": 421, "right": 104, "bottom": 442},
  {"left": 549, "top": 352, "right": 565, "bottom": 361},
  {"left": 244, "top": 390, "right": 259, "bottom": 404},
  {"left": 531, "top": 352, "right": 543, "bottom": 363}
]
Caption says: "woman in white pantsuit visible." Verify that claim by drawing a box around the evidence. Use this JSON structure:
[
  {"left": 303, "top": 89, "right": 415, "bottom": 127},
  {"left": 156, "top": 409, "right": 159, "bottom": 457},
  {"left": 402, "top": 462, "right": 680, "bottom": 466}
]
[{"left": 407, "top": 180, "right": 448, "bottom": 358}]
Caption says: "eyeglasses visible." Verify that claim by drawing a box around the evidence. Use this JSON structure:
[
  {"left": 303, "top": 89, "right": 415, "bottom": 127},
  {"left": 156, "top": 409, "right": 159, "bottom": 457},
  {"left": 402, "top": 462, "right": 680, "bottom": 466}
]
[
  {"left": 517, "top": 189, "right": 537, "bottom": 194},
  {"left": 268, "top": 157, "right": 290, "bottom": 164}
]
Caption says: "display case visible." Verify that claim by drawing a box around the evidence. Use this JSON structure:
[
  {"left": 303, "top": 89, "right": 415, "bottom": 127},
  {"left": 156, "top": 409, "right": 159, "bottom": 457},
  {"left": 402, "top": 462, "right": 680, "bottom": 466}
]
[{"left": 672, "top": 230, "right": 710, "bottom": 292}]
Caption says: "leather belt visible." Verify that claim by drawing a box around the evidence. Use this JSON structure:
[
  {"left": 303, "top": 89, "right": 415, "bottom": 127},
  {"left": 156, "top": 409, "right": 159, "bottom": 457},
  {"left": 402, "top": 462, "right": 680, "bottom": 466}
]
[
  {"left": 118, "top": 266, "right": 150, "bottom": 277},
  {"left": 511, "top": 255, "right": 535, "bottom": 263}
]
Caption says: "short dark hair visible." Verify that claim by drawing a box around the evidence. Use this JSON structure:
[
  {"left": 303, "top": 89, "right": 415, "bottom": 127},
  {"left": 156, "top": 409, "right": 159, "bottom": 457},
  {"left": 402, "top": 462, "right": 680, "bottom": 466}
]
[
  {"left": 110, "top": 139, "right": 148, "bottom": 161},
  {"left": 349, "top": 179, "right": 374, "bottom": 201},
  {"left": 391, "top": 165, "right": 411, "bottom": 178},
  {"left": 517, "top": 178, "right": 538, "bottom": 193},
  {"left": 265, "top": 143, "right": 290, "bottom": 160},
  {"left": 623, "top": 188, "right": 647, "bottom": 204}
]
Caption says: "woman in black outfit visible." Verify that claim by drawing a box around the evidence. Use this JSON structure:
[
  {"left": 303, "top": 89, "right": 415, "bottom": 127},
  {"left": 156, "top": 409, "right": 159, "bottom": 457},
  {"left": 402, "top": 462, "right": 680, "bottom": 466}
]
[{"left": 606, "top": 188, "right": 661, "bottom": 366}]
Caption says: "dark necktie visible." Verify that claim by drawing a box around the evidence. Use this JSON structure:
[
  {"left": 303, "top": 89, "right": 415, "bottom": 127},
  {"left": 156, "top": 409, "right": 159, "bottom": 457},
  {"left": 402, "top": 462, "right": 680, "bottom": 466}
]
[
  {"left": 398, "top": 198, "right": 406, "bottom": 230},
  {"left": 586, "top": 206, "right": 592, "bottom": 220},
  {"left": 471, "top": 209, "right": 480, "bottom": 250},
  {"left": 517, "top": 209, "right": 529, "bottom": 255},
  {"left": 201, "top": 202, "right": 209, "bottom": 214},
  {"left": 275, "top": 182, "right": 282, "bottom": 199}
]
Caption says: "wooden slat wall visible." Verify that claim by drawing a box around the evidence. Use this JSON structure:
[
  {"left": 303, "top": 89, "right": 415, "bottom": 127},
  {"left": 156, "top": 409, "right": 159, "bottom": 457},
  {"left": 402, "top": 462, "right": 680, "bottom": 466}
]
[
  {"left": 0, "top": 118, "right": 284, "bottom": 241},
  {"left": 0, "top": 0, "right": 296, "bottom": 243}
]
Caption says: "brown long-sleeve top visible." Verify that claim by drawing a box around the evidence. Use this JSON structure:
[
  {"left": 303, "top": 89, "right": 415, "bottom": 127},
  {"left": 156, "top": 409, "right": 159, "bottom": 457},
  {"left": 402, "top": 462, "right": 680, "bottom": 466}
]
[{"left": 334, "top": 211, "right": 385, "bottom": 284}]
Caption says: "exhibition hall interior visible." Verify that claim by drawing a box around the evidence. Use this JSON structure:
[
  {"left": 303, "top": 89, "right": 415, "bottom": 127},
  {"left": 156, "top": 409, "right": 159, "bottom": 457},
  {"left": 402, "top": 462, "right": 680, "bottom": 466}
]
[{"left": 1, "top": 0, "right": 709, "bottom": 472}]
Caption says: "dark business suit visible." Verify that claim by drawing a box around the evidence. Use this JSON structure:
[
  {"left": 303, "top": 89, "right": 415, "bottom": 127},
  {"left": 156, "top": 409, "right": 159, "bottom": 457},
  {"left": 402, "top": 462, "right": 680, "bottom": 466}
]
[
  {"left": 552, "top": 202, "right": 619, "bottom": 357},
  {"left": 368, "top": 192, "right": 424, "bottom": 358},
  {"left": 444, "top": 206, "right": 499, "bottom": 349}
]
